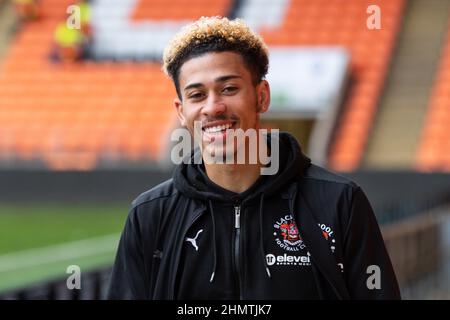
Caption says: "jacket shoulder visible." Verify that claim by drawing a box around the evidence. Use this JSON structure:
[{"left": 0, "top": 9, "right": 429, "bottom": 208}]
[
  {"left": 131, "top": 178, "right": 177, "bottom": 209},
  {"left": 302, "top": 164, "right": 359, "bottom": 189}
]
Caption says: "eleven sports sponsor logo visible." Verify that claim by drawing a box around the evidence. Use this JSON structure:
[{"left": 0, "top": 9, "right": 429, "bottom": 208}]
[
  {"left": 266, "top": 252, "right": 311, "bottom": 266},
  {"left": 267, "top": 214, "right": 336, "bottom": 267}
]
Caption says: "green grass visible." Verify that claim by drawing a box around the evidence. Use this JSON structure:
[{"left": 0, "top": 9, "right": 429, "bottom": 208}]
[
  {"left": 0, "top": 203, "right": 129, "bottom": 292},
  {"left": 0, "top": 203, "right": 129, "bottom": 254}
]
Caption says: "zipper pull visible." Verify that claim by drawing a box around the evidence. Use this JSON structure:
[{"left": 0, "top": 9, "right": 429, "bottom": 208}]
[{"left": 234, "top": 206, "right": 241, "bottom": 229}]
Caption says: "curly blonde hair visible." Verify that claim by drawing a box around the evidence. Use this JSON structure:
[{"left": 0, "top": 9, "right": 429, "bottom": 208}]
[{"left": 162, "top": 16, "right": 269, "bottom": 98}]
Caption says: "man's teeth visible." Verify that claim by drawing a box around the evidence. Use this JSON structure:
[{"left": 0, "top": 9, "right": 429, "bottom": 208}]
[{"left": 204, "top": 123, "right": 233, "bottom": 133}]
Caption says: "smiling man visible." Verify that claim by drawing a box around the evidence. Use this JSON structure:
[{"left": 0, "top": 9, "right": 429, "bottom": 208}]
[{"left": 107, "top": 16, "right": 400, "bottom": 300}]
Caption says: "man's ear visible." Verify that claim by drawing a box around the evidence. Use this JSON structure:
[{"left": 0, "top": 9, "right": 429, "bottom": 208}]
[
  {"left": 174, "top": 97, "right": 187, "bottom": 126},
  {"left": 257, "top": 80, "right": 270, "bottom": 113}
]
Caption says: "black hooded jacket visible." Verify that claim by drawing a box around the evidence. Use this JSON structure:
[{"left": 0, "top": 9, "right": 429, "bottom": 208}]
[{"left": 107, "top": 132, "right": 400, "bottom": 300}]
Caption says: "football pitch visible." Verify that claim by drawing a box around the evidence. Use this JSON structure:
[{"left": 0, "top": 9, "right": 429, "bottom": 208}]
[{"left": 0, "top": 203, "right": 129, "bottom": 293}]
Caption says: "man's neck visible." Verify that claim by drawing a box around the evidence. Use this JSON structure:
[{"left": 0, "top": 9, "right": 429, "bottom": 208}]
[{"left": 204, "top": 162, "right": 262, "bottom": 194}]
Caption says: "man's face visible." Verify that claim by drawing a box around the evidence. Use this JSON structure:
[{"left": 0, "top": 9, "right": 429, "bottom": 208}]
[{"left": 174, "top": 51, "right": 270, "bottom": 161}]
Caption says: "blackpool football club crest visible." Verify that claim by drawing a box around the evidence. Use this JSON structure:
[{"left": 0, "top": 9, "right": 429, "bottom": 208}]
[{"left": 273, "top": 214, "right": 306, "bottom": 252}]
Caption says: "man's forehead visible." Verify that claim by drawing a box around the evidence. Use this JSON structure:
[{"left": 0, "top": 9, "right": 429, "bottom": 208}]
[{"left": 179, "top": 52, "right": 250, "bottom": 87}]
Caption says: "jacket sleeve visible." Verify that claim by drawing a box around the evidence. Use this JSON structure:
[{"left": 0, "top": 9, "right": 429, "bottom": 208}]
[
  {"left": 106, "top": 207, "right": 150, "bottom": 299},
  {"left": 342, "top": 186, "right": 401, "bottom": 299}
]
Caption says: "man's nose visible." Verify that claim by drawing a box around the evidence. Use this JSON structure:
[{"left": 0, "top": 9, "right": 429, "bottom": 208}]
[{"left": 201, "top": 93, "right": 226, "bottom": 117}]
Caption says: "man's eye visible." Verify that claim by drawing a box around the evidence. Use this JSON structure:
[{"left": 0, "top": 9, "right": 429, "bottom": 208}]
[
  {"left": 223, "top": 86, "right": 238, "bottom": 94},
  {"left": 188, "top": 92, "right": 204, "bottom": 100}
]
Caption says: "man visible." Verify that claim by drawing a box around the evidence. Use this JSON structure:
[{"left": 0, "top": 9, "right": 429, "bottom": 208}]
[
  {"left": 107, "top": 16, "right": 400, "bottom": 300},
  {"left": 53, "top": 22, "right": 86, "bottom": 62}
]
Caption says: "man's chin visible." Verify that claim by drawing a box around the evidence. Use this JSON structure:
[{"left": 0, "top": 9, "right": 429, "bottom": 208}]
[{"left": 202, "top": 145, "right": 239, "bottom": 164}]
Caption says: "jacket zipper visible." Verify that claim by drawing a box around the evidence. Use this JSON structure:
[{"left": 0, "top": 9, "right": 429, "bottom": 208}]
[{"left": 234, "top": 205, "right": 243, "bottom": 300}]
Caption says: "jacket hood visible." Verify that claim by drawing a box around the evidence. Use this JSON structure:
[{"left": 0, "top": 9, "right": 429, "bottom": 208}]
[{"left": 173, "top": 131, "right": 311, "bottom": 203}]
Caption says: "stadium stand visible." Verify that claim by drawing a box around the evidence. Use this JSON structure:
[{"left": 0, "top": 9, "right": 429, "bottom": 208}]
[
  {"left": 0, "top": 0, "right": 178, "bottom": 170},
  {"left": 232, "top": 0, "right": 289, "bottom": 31},
  {"left": 258, "top": 0, "right": 405, "bottom": 171},
  {"left": 131, "top": 0, "right": 231, "bottom": 21},
  {"left": 363, "top": 0, "right": 450, "bottom": 169},
  {"left": 0, "top": 0, "right": 405, "bottom": 171},
  {"left": 89, "top": 0, "right": 233, "bottom": 61},
  {"left": 416, "top": 20, "right": 450, "bottom": 172}
]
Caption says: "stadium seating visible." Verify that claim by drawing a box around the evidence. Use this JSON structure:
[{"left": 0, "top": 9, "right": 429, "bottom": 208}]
[
  {"left": 131, "top": 0, "right": 231, "bottom": 21},
  {"left": 259, "top": 0, "right": 405, "bottom": 171},
  {"left": 0, "top": 0, "right": 178, "bottom": 170},
  {"left": 90, "top": 0, "right": 232, "bottom": 61},
  {"left": 0, "top": 0, "right": 405, "bottom": 171},
  {"left": 416, "top": 22, "right": 450, "bottom": 171}
]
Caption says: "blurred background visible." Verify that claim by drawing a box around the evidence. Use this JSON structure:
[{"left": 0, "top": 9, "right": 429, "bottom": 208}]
[{"left": 0, "top": 0, "right": 449, "bottom": 300}]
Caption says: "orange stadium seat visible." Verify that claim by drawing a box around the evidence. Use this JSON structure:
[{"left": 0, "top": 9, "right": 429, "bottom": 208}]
[
  {"left": 416, "top": 21, "right": 450, "bottom": 171},
  {"left": 131, "top": 0, "right": 231, "bottom": 21}
]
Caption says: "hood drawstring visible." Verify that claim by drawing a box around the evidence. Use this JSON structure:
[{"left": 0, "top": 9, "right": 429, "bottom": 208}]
[
  {"left": 259, "top": 194, "right": 271, "bottom": 279},
  {"left": 208, "top": 200, "right": 217, "bottom": 283},
  {"left": 288, "top": 183, "right": 327, "bottom": 299}
]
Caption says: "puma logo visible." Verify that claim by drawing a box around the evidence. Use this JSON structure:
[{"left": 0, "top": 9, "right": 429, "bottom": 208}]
[{"left": 185, "top": 229, "right": 203, "bottom": 251}]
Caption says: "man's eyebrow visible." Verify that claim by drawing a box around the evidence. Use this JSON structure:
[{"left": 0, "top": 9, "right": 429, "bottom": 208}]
[
  {"left": 215, "top": 75, "right": 242, "bottom": 82},
  {"left": 183, "top": 75, "right": 242, "bottom": 92}
]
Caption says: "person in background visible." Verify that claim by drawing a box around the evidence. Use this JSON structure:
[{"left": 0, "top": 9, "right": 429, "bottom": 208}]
[
  {"left": 78, "top": 0, "right": 92, "bottom": 37},
  {"left": 51, "top": 0, "right": 92, "bottom": 62},
  {"left": 52, "top": 22, "right": 86, "bottom": 62}
]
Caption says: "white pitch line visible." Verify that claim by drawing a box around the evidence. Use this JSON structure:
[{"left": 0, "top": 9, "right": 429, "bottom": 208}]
[{"left": 0, "top": 233, "right": 120, "bottom": 272}]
